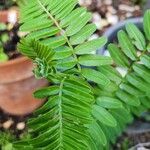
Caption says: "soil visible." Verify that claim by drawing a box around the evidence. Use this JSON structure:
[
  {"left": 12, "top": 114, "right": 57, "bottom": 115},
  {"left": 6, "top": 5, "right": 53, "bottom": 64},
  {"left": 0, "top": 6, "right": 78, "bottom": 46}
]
[
  {"left": 79, "top": 0, "right": 143, "bottom": 35},
  {"left": 0, "top": 109, "right": 30, "bottom": 139},
  {"left": 114, "top": 119, "right": 150, "bottom": 150}
]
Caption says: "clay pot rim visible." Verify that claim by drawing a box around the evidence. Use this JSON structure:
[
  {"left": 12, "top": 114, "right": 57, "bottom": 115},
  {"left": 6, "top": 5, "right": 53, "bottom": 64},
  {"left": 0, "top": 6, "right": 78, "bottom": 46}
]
[
  {"left": 0, "top": 56, "right": 30, "bottom": 67},
  {"left": 0, "top": 56, "right": 35, "bottom": 84}
]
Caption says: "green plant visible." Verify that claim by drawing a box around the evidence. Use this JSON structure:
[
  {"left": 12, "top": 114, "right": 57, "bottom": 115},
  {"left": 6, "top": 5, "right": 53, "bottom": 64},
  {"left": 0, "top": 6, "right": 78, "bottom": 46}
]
[
  {"left": 0, "top": 0, "right": 16, "bottom": 10},
  {"left": 131, "top": 0, "right": 146, "bottom": 6},
  {"left": 0, "top": 0, "right": 26, "bottom": 10},
  {"left": 0, "top": 131, "right": 15, "bottom": 150},
  {"left": 13, "top": 0, "right": 150, "bottom": 149},
  {"left": 0, "top": 23, "right": 9, "bottom": 62}
]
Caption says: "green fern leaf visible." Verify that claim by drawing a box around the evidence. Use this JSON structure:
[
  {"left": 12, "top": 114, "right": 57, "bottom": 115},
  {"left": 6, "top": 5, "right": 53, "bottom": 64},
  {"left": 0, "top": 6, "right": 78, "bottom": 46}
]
[{"left": 78, "top": 55, "right": 113, "bottom": 66}]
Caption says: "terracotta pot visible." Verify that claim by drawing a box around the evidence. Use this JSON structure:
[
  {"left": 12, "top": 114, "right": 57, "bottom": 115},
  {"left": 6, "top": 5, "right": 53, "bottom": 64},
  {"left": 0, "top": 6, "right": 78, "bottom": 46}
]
[
  {"left": 0, "top": 10, "right": 48, "bottom": 115},
  {"left": 0, "top": 10, "right": 8, "bottom": 23},
  {"left": 0, "top": 9, "right": 18, "bottom": 23},
  {"left": 98, "top": 17, "right": 143, "bottom": 54},
  {"left": 0, "top": 57, "right": 48, "bottom": 115}
]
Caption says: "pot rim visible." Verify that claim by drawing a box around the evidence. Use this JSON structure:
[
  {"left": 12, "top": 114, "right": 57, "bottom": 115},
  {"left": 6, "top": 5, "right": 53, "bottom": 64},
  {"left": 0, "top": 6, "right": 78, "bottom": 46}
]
[
  {"left": 0, "top": 56, "right": 35, "bottom": 84},
  {"left": 98, "top": 17, "right": 143, "bottom": 55},
  {"left": 0, "top": 56, "right": 30, "bottom": 67}
]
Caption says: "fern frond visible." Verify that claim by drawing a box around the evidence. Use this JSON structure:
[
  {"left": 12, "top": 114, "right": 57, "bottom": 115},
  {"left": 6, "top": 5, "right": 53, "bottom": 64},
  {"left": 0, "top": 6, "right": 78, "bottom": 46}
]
[
  {"left": 15, "top": 0, "right": 150, "bottom": 149},
  {"left": 19, "top": 0, "right": 110, "bottom": 73},
  {"left": 16, "top": 0, "right": 114, "bottom": 149},
  {"left": 90, "top": 10, "right": 150, "bottom": 149},
  {"left": 14, "top": 76, "right": 94, "bottom": 150}
]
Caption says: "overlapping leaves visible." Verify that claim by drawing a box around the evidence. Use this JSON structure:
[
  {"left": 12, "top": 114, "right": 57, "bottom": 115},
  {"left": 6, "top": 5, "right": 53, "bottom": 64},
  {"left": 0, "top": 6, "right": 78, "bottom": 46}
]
[
  {"left": 15, "top": 0, "right": 150, "bottom": 149},
  {"left": 15, "top": 0, "right": 114, "bottom": 150},
  {"left": 91, "top": 10, "right": 150, "bottom": 149}
]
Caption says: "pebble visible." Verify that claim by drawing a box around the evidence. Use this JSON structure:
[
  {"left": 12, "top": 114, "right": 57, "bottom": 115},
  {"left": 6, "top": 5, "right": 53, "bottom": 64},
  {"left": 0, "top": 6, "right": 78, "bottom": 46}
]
[
  {"left": 8, "top": 10, "right": 17, "bottom": 24},
  {"left": 103, "top": 51, "right": 110, "bottom": 57},
  {"left": 137, "top": 147, "right": 149, "bottom": 150},
  {"left": 17, "top": 122, "right": 25, "bottom": 130},
  {"left": 100, "top": 19, "right": 109, "bottom": 28},
  {"left": 116, "top": 67, "right": 128, "bottom": 77},
  {"left": 119, "top": 4, "right": 135, "bottom": 12},
  {"left": 126, "top": 12, "right": 133, "bottom": 18},
  {"left": 107, "top": 6, "right": 117, "bottom": 14},
  {"left": 78, "top": 0, "right": 92, "bottom": 6},
  {"left": 104, "top": 0, "right": 112, "bottom": 5},
  {"left": 3, "top": 119, "right": 14, "bottom": 129},
  {"left": 92, "top": 12, "right": 101, "bottom": 29},
  {"left": 106, "top": 13, "right": 119, "bottom": 25},
  {"left": 137, "top": 51, "right": 142, "bottom": 57},
  {"left": 88, "top": 34, "right": 99, "bottom": 41},
  {"left": 17, "top": 31, "right": 28, "bottom": 37},
  {"left": 135, "top": 5, "right": 140, "bottom": 11}
]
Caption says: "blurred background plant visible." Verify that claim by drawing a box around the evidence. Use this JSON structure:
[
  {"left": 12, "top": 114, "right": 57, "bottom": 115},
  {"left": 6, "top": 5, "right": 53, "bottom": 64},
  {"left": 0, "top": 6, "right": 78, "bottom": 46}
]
[
  {"left": 0, "top": 0, "right": 15, "bottom": 10},
  {"left": 0, "top": 131, "right": 15, "bottom": 150},
  {"left": 0, "top": 22, "right": 20, "bottom": 62},
  {"left": 0, "top": 23, "right": 9, "bottom": 62},
  {"left": 132, "top": 0, "right": 146, "bottom": 6},
  {"left": 0, "top": 0, "right": 26, "bottom": 10}
]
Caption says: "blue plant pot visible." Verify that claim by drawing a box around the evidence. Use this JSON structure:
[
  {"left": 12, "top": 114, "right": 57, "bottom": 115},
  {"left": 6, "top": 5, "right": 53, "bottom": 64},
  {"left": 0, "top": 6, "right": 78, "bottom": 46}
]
[{"left": 98, "top": 17, "right": 143, "bottom": 55}]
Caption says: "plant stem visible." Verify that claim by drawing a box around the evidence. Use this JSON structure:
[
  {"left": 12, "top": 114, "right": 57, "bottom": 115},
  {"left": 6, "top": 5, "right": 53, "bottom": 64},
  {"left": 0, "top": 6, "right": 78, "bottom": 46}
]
[{"left": 118, "top": 49, "right": 148, "bottom": 88}]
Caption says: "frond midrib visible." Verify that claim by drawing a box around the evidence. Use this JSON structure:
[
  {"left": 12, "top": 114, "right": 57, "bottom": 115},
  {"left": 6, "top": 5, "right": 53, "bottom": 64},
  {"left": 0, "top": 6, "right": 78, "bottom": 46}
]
[
  {"left": 37, "top": 0, "right": 82, "bottom": 72},
  {"left": 117, "top": 48, "right": 148, "bottom": 89},
  {"left": 58, "top": 77, "right": 66, "bottom": 148}
]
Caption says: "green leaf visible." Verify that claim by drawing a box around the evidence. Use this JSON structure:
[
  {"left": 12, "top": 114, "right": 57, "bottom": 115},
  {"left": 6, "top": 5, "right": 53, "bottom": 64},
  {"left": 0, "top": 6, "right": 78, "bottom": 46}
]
[
  {"left": 41, "top": 36, "right": 67, "bottom": 49},
  {"left": 140, "top": 55, "right": 150, "bottom": 69},
  {"left": 0, "top": 52, "right": 8, "bottom": 62},
  {"left": 18, "top": 38, "right": 37, "bottom": 59},
  {"left": 53, "top": 46, "right": 72, "bottom": 60},
  {"left": 55, "top": 0, "right": 78, "bottom": 20},
  {"left": 133, "top": 64, "right": 150, "bottom": 83},
  {"left": 34, "top": 86, "right": 59, "bottom": 98},
  {"left": 60, "top": 7, "right": 86, "bottom": 27},
  {"left": 78, "top": 54, "right": 113, "bottom": 66},
  {"left": 116, "top": 89, "right": 140, "bottom": 106},
  {"left": 75, "top": 37, "right": 107, "bottom": 55},
  {"left": 82, "top": 68, "right": 110, "bottom": 86},
  {"left": 126, "top": 73, "right": 150, "bottom": 93},
  {"left": 99, "top": 81, "right": 118, "bottom": 93},
  {"left": 27, "top": 27, "right": 60, "bottom": 40},
  {"left": 120, "top": 83, "right": 144, "bottom": 96},
  {"left": 97, "top": 96, "right": 123, "bottom": 109},
  {"left": 70, "top": 24, "right": 96, "bottom": 45},
  {"left": 66, "top": 12, "right": 92, "bottom": 36},
  {"left": 0, "top": 23, "right": 7, "bottom": 30},
  {"left": 93, "top": 105, "right": 117, "bottom": 127},
  {"left": 118, "top": 30, "right": 137, "bottom": 60},
  {"left": 55, "top": 57, "right": 77, "bottom": 70},
  {"left": 20, "top": 18, "right": 53, "bottom": 32},
  {"left": 126, "top": 23, "right": 146, "bottom": 51},
  {"left": 108, "top": 43, "right": 129, "bottom": 67},
  {"left": 144, "top": 10, "right": 150, "bottom": 40},
  {"left": 98, "top": 65, "right": 122, "bottom": 85},
  {"left": 88, "top": 122, "right": 107, "bottom": 146}
]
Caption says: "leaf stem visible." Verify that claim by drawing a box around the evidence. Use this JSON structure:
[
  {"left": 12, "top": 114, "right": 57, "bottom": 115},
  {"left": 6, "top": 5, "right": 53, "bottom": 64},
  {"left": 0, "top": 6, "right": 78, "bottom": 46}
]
[{"left": 118, "top": 49, "right": 148, "bottom": 87}]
